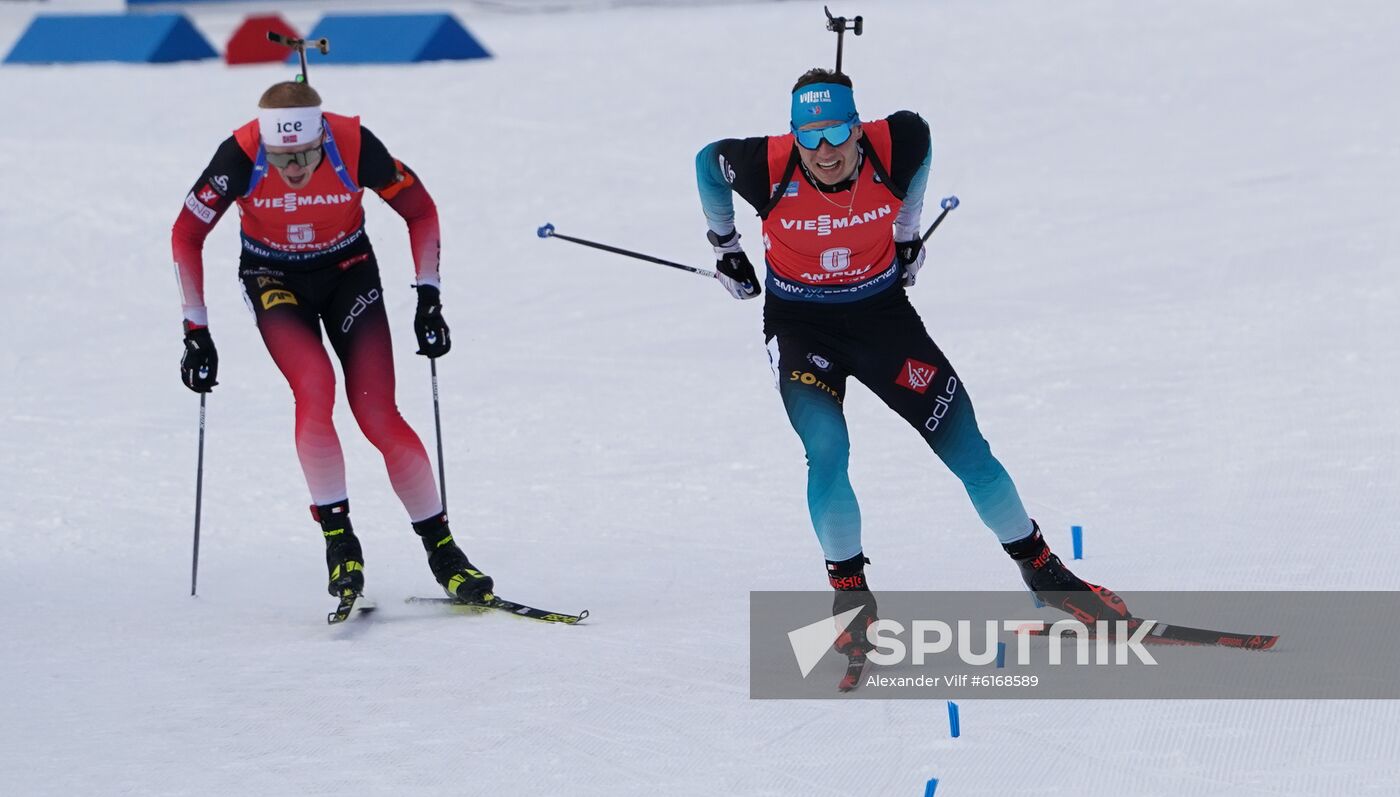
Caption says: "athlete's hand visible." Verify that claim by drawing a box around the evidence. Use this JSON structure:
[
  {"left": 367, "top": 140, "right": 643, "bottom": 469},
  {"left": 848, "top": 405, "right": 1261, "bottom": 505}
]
[
  {"left": 414, "top": 285, "right": 451, "bottom": 358},
  {"left": 896, "top": 238, "right": 926, "bottom": 288},
  {"left": 709, "top": 229, "right": 761, "bottom": 300},
  {"left": 180, "top": 326, "right": 219, "bottom": 393}
]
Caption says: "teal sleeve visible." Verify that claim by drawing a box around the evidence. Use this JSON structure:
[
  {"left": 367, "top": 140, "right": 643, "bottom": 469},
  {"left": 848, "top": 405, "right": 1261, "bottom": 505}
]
[
  {"left": 894, "top": 144, "right": 932, "bottom": 239},
  {"left": 695, "top": 141, "right": 737, "bottom": 236}
]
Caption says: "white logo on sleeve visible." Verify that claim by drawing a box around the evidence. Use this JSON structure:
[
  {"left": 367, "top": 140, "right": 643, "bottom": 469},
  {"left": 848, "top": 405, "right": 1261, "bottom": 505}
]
[{"left": 184, "top": 192, "right": 216, "bottom": 224}]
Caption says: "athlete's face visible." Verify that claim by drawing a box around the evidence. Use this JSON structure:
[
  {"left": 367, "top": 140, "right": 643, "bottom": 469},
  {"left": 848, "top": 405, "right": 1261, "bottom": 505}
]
[
  {"left": 265, "top": 135, "right": 325, "bottom": 189},
  {"left": 796, "top": 120, "right": 863, "bottom": 186}
]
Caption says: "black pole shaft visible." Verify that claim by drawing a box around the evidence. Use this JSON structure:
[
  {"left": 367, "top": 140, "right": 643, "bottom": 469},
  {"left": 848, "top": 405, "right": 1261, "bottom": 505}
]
[
  {"left": 835, "top": 30, "right": 844, "bottom": 72},
  {"left": 430, "top": 359, "right": 447, "bottom": 511},
  {"left": 548, "top": 231, "right": 716, "bottom": 277},
  {"left": 920, "top": 204, "right": 955, "bottom": 244},
  {"left": 298, "top": 46, "right": 309, "bottom": 83},
  {"left": 190, "top": 393, "right": 207, "bottom": 597}
]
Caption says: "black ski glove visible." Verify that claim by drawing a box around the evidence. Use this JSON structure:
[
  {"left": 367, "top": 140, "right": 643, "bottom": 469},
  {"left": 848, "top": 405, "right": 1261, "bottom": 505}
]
[
  {"left": 413, "top": 285, "right": 451, "bottom": 358},
  {"left": 180, "top": 326, "right": 219, "bottom": 393},
  {"left": 708, "top": 229, "right": 761, "bottom": 300},
  {"left": 896, "top": 238, "right": 926, "bottom": 288}
]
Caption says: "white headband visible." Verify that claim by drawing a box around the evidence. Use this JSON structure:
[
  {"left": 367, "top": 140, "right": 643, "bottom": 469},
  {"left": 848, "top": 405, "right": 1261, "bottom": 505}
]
[{"left": 259, "top": 106, "right": 323, "bottom": 147}]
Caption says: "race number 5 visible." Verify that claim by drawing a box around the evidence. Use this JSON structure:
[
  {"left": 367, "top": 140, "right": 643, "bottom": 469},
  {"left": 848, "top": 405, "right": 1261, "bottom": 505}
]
[{"left": 288, "top": 223, "right": 315, "bottom": 245}]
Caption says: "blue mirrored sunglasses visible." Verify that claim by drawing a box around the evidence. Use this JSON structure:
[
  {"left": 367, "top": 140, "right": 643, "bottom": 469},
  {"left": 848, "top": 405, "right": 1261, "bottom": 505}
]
[{"left": 793, "top": 121, "right": 855, "bottom": 150}]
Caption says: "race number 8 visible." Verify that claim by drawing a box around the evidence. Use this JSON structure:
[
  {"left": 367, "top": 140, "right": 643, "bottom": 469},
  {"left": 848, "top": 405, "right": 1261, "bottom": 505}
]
[
  {"left": 288, "top": 223, "right": 315, "bottom": 245},
  {"left": 820, "top": 247, "right": 851, "bottom": 273}
]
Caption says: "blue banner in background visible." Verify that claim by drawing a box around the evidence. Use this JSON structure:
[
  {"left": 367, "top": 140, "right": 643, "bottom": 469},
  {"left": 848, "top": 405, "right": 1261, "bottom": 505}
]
[
  {"left": 295, "top": 14, "right": 490, "bottom": 64},
  {"left": 128, "top": 1, "right": 311, "bottom": 5},
  {"left": 6, "top": 13, "right": 218, "bottom": 64}
]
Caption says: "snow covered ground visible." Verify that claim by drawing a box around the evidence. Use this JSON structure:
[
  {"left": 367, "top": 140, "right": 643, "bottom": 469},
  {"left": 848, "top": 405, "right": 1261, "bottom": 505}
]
[{"left": 1, "top": 0, "right": 1398, "bottom": 794}]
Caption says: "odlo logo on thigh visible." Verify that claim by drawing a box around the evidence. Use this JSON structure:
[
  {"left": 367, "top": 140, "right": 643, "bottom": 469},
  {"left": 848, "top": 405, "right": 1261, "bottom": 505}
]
[
  {"left": 923, "top": 376, "right": 961, "bottom": 434},
  {"left": 895, "top": 358, "right": 939, "bottom": 394},
  {"left": 341, "top": 289, "right": 382, "bottom": 333}
]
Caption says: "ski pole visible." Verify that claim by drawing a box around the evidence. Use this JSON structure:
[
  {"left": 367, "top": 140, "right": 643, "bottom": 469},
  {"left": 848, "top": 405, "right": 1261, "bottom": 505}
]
[
  {"left": 190, "top": 392, "right": 207, "bottom": 597},
  {"left": 537, "top": 224, "right": 717, "bottom": 279},
  {"left": 537, "top": 196, "right": 956, "bottom": 282},
  {"left": 921, "top": 195, "right": 961, "bottom": 244},
  {"left": 430, "top": 359, "right": 448, "bottom": 510}
]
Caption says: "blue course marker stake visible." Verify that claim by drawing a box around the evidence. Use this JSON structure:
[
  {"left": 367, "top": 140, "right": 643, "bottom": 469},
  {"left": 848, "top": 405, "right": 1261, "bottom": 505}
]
[
  {"left": 1029, "top": 589, "right": 1045, "bottom": 609},
  {"left": 1072, "top": 525, "right": 1084, "bottom": 560},
  {"left": 924, "top": 777, "right": 939, "bottom": 796},
  {"left": 947, "top": 701, "right": 960, "bottom": 738},
  {"left": 996, "top": 641, "right": 1006, "bottom": 668}
]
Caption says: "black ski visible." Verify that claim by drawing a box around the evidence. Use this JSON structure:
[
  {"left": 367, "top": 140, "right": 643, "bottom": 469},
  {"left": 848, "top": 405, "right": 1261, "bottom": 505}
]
[
  {"left": 406, "top": 595, "right": 588, "bottom": 625},
  {"left": 1141, "top": 621, "right": 1277, "bottom": 649},
  {"left": 327, "top": 592, "right": 376, "bottom": 625},
  {"left": 1019, "top": 620, "right": 1277, "bottom": 650}
]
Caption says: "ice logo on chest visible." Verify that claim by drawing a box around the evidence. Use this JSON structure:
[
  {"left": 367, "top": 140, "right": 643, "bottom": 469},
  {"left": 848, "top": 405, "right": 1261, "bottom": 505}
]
[{"left": 780, "top": 205, "right": 892, "bottom": 237}]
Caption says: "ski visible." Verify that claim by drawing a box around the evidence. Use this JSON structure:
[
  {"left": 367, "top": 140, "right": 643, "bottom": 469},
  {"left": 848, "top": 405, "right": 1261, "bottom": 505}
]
[
  {"left": 327, "top": 592, "right": 376, "bottom": 625},
  {"left": 405, "top": 595, "right": 588, "bottom": 625},
  {"left": 838, "top": 653, "right": 868, "bottom": 693},
  {"left": 1018, "top": 620, "right": 1278, "bottom": 650},
  {"left": 1141, "top": 621, "right": 1277, "bottom": 649}
]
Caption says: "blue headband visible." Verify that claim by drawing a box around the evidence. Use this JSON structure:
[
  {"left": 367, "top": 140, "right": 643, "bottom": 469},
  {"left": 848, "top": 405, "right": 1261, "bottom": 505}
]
[{"left": 790, "top": 82, "right": 858, "bottom": 129}]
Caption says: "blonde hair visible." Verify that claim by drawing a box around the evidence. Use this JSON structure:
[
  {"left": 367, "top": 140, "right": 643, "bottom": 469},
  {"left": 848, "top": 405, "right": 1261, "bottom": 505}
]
[{"left": 258, "top": 81, "right": 322, "bottom": 109}]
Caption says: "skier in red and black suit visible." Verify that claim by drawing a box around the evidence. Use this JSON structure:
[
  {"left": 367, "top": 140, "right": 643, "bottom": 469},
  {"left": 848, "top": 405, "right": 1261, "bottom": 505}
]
[
  {"left": 695, "top": 68, "right": 1128, "bottom": 654},
  {"left": 171, "top": 81, "right": 492, "bottom": 605}
]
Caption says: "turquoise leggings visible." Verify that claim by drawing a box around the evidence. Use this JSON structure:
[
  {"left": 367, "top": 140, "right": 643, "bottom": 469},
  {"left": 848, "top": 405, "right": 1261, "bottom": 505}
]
[{"left": 766, "top": 292, "right": 1033, "bottom": 561}]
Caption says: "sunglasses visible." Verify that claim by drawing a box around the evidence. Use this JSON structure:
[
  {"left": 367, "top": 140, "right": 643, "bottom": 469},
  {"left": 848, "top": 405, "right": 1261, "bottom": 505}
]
[
  {"left": 793, "top": 121, "right": 855, "bottom": 150},
  {"left": 265, "top": 146, "right": 323, "bottom": 169}
]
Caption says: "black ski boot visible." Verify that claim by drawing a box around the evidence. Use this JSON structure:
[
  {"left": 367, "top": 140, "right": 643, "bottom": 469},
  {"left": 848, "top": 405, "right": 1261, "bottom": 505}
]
[
  {"left": 828, "top": 553, "right": 878, "bottom": 657},
  {"left": 412, "top": 512, "right": 494, "bottom": 602},
  {"left": 1004, "top": 521, "right": 1129, "bottom": 623},
  {"left": 313, "top": 499, "right": 364, "bottom": 597}
]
